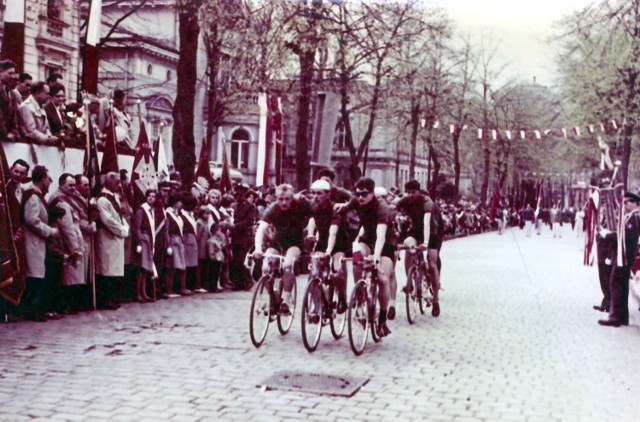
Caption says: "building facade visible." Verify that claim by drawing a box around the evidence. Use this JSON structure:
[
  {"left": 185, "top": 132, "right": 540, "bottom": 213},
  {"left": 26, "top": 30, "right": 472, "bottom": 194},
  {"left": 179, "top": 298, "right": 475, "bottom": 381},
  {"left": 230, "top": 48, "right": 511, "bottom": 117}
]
[{"left": 0, "top": 0, "right": 80, "bottom": 100}]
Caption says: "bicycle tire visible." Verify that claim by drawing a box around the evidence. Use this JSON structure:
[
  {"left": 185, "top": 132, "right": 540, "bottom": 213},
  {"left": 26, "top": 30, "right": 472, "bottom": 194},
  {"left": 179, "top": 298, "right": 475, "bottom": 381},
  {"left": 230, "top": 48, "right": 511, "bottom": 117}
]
[
  {"left": 419, "top": 265, "right": 431, "bottom": 315},
  {"left": 329, "top": 285, "right": 346, "bottom": 339},
  {"left": 249, "top": 276, "right": 272, "bottom": 348},
  {"left": 301, "top": 278, "right": 323, "bottom": 352},
  {"left": 277, "top": 280, "right": 297, "bottom": 335},
  {"left": 347, "top": 281, "right": 369, "bottom": 356},
  {"left": 405, "top": 266, "right": 420, "bottom": 324},
  {"left": 370, "top": 281, "right": 381, "bottom": 343}
]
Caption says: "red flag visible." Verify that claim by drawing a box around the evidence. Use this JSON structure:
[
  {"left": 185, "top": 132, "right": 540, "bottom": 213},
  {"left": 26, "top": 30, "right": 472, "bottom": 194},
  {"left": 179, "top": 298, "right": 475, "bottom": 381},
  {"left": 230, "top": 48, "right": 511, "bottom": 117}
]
[
  {"left": 488, "top": 179, "right": 501, "bottom": 222},
  {"left": 1, "top": 0, "right": 25, "bottom": 72},
  {"left": 82, "top": 0, "right": 102, "bottom": 94},
  {"left": 101, "top": 107, "right": 119, "bottom": 174},
  {"left": 195, "top": 137, "right": 212, "bottom": 185},
  {"left": 131, "top": 122, "right": 157, "bottom": 208},
  {"left": 83, "top": 117, "right": 101, "bottom": 198},
  {"left": 219, "top": 141, "right": 233, "bottom": 194},
  {"left": 0, "top": 141, "right": 26, "bottom": 305}
]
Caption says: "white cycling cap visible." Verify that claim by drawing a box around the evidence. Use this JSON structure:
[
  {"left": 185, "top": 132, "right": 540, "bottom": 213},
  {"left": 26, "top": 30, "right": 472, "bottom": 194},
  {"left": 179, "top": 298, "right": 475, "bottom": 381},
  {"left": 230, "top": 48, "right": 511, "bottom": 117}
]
[
  {"left": 374, "top": 187, "right": 388, "bottom": 197},
  {"left": 310, "top": 179, "right": 331, "bottom": 191}
]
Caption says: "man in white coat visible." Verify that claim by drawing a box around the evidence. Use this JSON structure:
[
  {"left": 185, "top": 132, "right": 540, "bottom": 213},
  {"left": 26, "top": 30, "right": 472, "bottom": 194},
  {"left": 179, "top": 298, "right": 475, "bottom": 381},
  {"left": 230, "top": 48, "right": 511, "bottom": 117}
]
[
  {"left": 95, "top": 172, "right": 129, "bottom": 310},
  {"left": 48, "top": 173, "right": 86, "bottom": 313},
  {"left": 21, "top": 166, "right": 59, "bottom": 321}
]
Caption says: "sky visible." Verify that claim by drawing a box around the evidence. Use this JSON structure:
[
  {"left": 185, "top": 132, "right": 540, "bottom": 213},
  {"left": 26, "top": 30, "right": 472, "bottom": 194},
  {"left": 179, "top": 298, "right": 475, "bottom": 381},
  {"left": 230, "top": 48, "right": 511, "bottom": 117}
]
[{"left": 436, "top": 0, "right": 596, "bottom": 87}]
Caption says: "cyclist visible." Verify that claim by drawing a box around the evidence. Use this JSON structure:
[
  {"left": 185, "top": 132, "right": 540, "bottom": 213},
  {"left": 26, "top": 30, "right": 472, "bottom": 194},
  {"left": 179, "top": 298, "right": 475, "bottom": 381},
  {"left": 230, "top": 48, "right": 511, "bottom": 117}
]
[
  {"left": 254, "top": 183, "right": 313, "bottom": 315},
  {"left": 305, "top": 179, "right": 351, "bottom": 321},
  {"left": 395, "top": 180, "right": 441, "bottom": 317},
  {"left": 339, "top": 177, "right": 397, "bottom": 337}
]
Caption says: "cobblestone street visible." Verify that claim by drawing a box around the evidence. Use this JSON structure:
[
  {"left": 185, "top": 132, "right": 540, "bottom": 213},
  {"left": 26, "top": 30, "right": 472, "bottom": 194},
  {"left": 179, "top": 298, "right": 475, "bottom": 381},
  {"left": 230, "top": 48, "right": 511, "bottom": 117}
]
[{"left": 2, "top": 226, "right": 639, "bottom": 421}]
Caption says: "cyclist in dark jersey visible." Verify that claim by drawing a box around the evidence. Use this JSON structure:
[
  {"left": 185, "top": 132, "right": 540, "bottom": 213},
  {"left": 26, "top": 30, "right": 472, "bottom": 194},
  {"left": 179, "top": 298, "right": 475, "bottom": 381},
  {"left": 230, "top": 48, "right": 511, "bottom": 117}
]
[
  {"left": 395, "top": 180, "right": 441, "bottom": 317},
  {"left": 340, "top": 177, "right": 396, "bottom": 337},
  {"left": 306, "top": 179, "right": 350, "bottom": 315},
  {"left": 254, "top": 183, "right": 312, "bottom": 314}
]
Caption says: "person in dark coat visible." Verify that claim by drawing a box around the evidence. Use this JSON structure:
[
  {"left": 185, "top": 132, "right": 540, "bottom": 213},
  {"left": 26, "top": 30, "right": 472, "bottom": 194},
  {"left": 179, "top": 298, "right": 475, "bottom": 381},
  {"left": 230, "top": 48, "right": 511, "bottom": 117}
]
[
  {"left": 598, "top": 192, "right": 640, "bottom": 327},
  {"left": 229, "top": 184, "right": 258, "bottom": 290}
]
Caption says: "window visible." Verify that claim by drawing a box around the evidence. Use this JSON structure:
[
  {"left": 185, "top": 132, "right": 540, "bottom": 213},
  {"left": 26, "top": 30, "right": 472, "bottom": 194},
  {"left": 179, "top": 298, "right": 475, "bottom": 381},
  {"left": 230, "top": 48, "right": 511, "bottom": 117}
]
[
  {"left": 147, "top": 64, "right": 153, "bottom": 76},
  {"left": 166, "top": 70, "right": 172, "bottom": 81},
  {"left": 230, "top": 129, "right": 250, "bottom": 169}
]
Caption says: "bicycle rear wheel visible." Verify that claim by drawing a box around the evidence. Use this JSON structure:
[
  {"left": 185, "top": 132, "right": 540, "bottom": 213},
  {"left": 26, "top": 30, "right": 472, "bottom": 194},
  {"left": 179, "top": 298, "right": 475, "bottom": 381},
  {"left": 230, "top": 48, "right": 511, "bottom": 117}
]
[
  {"left": 277, "top": 280, "right": 297, "bottom": 335},
  {"left": 249, "top": 276, "right": 272, "bottom": 348},
  {"left": 347, "top": 281, "right": 369, "bottom": 356},
  {"left": 329, "top": 285, "right": 346, "bottom": 339},
  {"left": 301, "top": 278, "right": 323, "bottom": 352},
  {"left": 406, "top": 266, "right": 420, "bottom": 324}
]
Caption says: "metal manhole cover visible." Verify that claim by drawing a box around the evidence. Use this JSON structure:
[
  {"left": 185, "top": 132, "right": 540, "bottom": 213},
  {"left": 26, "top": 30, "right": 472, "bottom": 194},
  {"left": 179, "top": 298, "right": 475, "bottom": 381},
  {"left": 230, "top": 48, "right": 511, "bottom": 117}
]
[{"left": 258, "top": 371, "right": 369, "bottom": 397}]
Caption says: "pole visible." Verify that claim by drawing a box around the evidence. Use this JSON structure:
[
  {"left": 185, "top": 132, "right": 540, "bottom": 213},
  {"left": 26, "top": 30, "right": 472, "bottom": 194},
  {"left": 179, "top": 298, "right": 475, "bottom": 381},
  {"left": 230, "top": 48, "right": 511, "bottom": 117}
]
[{"left": 84, "top": 98, "right": 98, "bottom": 311}]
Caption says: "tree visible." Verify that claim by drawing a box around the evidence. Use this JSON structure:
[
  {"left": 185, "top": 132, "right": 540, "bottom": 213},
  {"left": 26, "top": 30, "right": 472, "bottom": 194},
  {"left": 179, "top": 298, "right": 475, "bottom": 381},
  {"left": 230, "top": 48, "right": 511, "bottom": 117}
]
[
  {"left": 555, "top": 0, "right": 640, "bottom": 189},
  {"left": 172, "top": 0, "right": 205, "bottom": 188}
]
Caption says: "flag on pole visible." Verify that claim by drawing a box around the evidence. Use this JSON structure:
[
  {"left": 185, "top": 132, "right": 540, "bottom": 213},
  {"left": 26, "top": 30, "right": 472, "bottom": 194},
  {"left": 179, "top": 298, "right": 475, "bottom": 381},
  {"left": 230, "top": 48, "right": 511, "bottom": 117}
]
[
  {"left": 520, "top": 130, "right": 527, "bottom": 140},
  {"left": 573, "top": 127, "right": 581, "bottom": 137},
  {"left": 130, "top": 122, "right": 157, "bottom": 208},
  {"left": 273, "top": 96, "right": 284, "bottom": 185},
  {"left": 153, "top": 131, "right": 169, "bottom": 183},
  {"left": 561, "top": 128, "right": 568, "bottom": 138},
  {"left": 611, "top": 119, "right": 618, "bottom": 130},
  {"left": 598, "top": 136, "right": 614, "bottom": 173},
  {"left": 534, "top": 130, "right": 542, "bottom": 140},
  {"left": 101, "top": 107, "right": 119, "bottom": 174},
  {"left": 599, "top": 123, "right": 606, "bottom": 133},
  {"left": 488, "top": 179, "right": 501, "bottom": 222},
  {"left": 256, "top": 93, "right": 269, "bottom": 187},
  {"left": 83, "top": 117, "right": 101, "bottom": 198},
  {"left": 588, "top": 125, "right": 595, "bottom": 134},
  {"left": 505, "top": 130, "right": 512, "bottom": 140},
  {"left": 1, "top": 0, "right": 25, "bottom": 72},
  {"left": 82, "top": 0, "right": 102, "bottom": 94},
  {"left": 449, "top": 124, "right": 457, "bottom": 134},
  {"left": 0, "top": 141, "right": 22, "bottom": 290},
  {"left": 583, "top": 189, "right": 599, "bottom": 266},
  {"left": 491, "top": 130, "right": 497, "bottom": 140},
  {"left": 219, "top": 139, "right": 233, "bottom": 194},
  {"left": 477, "top": 129, "right": 484, "bottom": 139},
  {"left": 420, "top": 119, "right": 426, "bottom": 128}
]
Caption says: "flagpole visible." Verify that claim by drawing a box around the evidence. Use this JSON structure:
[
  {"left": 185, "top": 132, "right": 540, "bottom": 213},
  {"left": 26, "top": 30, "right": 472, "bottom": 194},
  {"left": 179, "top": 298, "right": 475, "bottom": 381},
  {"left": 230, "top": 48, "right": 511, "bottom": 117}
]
[
  {"left": 82, "top": 98, "right": 98, "bottom": 311},
  {"left": 136, "top": 99, "right": 143, "bottom": 133}
]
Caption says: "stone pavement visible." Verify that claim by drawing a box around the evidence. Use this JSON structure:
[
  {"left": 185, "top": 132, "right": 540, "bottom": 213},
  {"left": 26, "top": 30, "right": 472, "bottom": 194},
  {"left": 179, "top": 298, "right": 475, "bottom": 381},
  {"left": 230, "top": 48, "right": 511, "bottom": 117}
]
[{"left": 1, "top": 225, "right": 640, "bottom": 421}]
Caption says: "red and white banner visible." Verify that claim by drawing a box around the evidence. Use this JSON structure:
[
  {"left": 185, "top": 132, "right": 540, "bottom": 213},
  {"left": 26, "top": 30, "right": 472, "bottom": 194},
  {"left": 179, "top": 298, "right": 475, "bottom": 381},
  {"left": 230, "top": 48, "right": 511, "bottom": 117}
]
[{"left": 82, "top": 0, "right": 102, "bottom": 94}]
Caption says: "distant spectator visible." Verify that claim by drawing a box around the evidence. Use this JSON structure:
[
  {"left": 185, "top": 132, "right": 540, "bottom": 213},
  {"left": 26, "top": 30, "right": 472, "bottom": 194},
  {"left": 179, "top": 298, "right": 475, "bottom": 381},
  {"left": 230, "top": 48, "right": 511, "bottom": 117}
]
[
  {"left": 18, "top": 82, "right": 59, "bottom": 144},
  {"left": 0, "top": 59, "right": 20, "bottom": 141},
  {"left": 44, "top": 83, "right": 69, "bottom": 137},
  {"left": 14, "top": 73, "right": 33, "bottom": 103},
  {"left": 46, "top": 73, "right": 63, "bottom": 86},
  {"left": 111, "top": 89, "right": 134, "bottom": 151}
]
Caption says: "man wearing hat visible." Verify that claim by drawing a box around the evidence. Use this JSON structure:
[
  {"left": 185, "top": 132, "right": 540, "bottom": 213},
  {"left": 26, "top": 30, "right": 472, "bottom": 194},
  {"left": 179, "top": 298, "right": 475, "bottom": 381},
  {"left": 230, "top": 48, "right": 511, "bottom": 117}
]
[{"left": 598, "top": 191, "right": 640, "bottom": 327}]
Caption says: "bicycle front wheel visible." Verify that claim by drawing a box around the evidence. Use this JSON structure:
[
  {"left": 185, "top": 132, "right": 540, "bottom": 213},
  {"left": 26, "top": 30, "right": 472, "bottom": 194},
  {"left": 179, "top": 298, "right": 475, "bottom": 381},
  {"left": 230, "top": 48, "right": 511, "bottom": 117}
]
[
  {"left": 329, "top": 285, "right": 346, "bottom": 339},
  {"left": 348, "top": 281, "right": 369, "bottom": 356},
  {"left": 301, "top": 278, "right": 323, "bottom": 352},
  {"left": 369, "top": 281, "right": 381, "bottom": 343},
  {"left": 277, "top": 280, "right": 297, "bottom": 335},
  {"left": 249, "top": 276, "right": 272, "bottom": 348},
  {"left": 406, "top": 266, "right": 420, "bottom": 324}
]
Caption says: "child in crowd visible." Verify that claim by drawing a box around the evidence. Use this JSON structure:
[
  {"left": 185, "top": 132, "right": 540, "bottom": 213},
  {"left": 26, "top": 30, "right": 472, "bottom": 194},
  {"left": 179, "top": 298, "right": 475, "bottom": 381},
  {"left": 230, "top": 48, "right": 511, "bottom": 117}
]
[
  {"left": 207, "top": 222, "right": 227, "bottom": 292},
  {"left": 195, "top": 206, "right": 211, "bottom": 292}
]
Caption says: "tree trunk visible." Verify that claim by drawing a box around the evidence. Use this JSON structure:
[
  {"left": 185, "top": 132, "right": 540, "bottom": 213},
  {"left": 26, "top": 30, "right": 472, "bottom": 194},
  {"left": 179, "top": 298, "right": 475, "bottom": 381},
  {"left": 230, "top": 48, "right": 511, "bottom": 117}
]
[
  {"left": 294, "top": 49, "right": 315, "bottom": 190},
  {"left": 452, "top": 130, "right": 461, "bottom": 201},
  {"left": 172, "top": 11, "right": 200, "bottom": 189},
  {"left": 481, "top": 138, "right": 490, "bottom": 206}
]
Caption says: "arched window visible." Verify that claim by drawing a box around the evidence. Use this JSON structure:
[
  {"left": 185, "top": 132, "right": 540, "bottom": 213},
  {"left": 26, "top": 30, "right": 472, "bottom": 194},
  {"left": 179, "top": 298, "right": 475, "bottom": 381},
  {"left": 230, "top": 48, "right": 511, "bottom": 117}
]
[
  {"left": 147, "top": 64, "right": 153, "bottom": 76},
  {"left": 230, "top": 129, "right": 250, "bottom": 169}
]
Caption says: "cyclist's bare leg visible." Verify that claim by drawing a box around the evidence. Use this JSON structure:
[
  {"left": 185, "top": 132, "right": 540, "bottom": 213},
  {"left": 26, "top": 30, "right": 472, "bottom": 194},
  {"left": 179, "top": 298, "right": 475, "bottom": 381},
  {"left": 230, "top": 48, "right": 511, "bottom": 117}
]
[
  {"left": 352, "top": 241, "right": 368, "bottom": 282},
  {"left": 377, "top": 256, "right": 393, "bottom": 312},
  {"left": 427, "top": 248, "right": 440, "bottom": 302},
  {"left": 330, "top": 252, "right": 347, "bottom": 306},
  {"left": 282, "top": 246, "right": 301, "bottom": 303}
]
